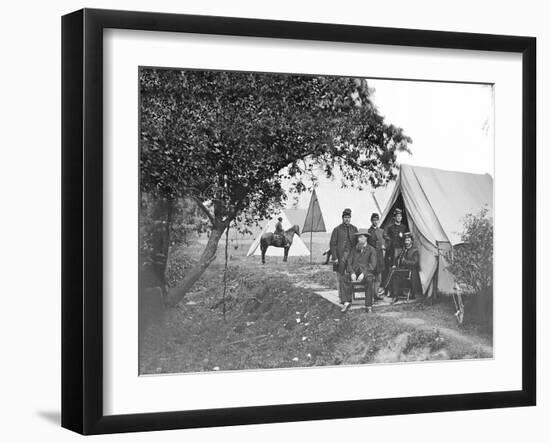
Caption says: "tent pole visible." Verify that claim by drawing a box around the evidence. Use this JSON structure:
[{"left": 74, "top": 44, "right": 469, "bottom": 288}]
[
  {"left": 310, "top": 230, "right": 313, "bottom": 264},
  {"left": 310, "top": 198, "right": 315, "bottom": 264}
]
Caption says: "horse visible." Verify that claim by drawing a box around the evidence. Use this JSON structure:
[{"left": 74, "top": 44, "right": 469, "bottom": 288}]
[{"left": 259, "top": 224, "right": 301, "bottom": 264}]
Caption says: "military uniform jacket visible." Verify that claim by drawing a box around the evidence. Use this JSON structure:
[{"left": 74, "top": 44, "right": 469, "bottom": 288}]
[
  {"left": 384, "top": 222, "right": 408, "bottom": 251},
  {"left": 274, "top": 221, "right": 284, "bottom": 234},
  {"left": 329, "top": 223, "right": 358, "bottom": 273},
  {"left": 398, "top": 245, "right": 422, "bottom": 296},
  {"left": 367, "top": 226, "right": 386, "bottom": 273},
  {"left": 399, "top": 246, "right": 420, "bottom": 271},
  {"left": 347, "top": 244, "right": 377, "bottom": 276}
]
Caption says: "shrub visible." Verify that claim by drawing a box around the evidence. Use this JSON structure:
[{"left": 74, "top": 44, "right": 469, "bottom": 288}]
[{"left": 446, "top": 207, "right": 493, "bottom": 293}]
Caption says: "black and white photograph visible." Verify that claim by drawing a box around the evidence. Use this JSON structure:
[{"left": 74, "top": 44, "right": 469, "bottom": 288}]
[
  {"left": 138, "top": 68, "right": 494, "bottom": 375},
  {"left": 1, "top": 0, "right": 544, "bottom": 440}
]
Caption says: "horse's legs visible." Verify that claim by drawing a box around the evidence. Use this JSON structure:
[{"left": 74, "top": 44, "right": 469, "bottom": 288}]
[
  {"left": 261, "top": 246, "right": 266, "bottom": 264},
  {"left": 283, "top": 247, "right": 289, "bottom": 262}
]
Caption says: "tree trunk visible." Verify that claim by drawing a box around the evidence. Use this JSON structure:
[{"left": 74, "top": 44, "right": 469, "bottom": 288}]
[
  {"left": 140, "top": 195, "right": 174, "bottom": 290},
  {"left": 165, "top": 222, "right": 226, "bottom": 307},
  {"left": 159, "top": 198, "right": 173, "bottom": 294}
]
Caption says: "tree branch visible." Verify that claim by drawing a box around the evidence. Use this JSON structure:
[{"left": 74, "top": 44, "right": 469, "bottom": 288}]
[{"left": 191, "top": 196, "right": 215, "bottom": 225}]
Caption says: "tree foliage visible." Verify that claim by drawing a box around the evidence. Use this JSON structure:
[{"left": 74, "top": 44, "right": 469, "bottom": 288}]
[
  {"left": 139, "top": 195, "right": 209, "bottom": 289},
  {"left": 140, "top": 69, "right": 411, "bottom": 223},
  {"left": 139, "top": 68, "right": 412, "bottom": 303},
  {"left": 446, "top": 208, "right": 493, "bottom": 293}
]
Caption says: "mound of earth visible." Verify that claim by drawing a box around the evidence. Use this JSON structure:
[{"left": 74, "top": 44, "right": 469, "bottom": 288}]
[{"left": 139, "top": 263, "right": 492, "bottom": 375}]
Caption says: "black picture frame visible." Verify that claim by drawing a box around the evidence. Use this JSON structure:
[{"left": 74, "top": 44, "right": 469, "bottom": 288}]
[{"left": 61, "top": 8, "right": 536, "bottom": 435}]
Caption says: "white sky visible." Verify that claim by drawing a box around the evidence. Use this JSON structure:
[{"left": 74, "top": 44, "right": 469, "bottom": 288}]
[
  {"left": 283, "top": 78, "right": 494, "bottom": 209},
  {"left": 368, "top": 79, "right": 494, "bottom": 175}
]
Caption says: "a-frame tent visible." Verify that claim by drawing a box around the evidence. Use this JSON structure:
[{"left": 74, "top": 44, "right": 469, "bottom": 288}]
[
  {"left": 302, "top": 183, "right": 395, "bottom": 233},
  {"left": 380, "top": 164, "right": 493, "bottom": 296},
  {"left": 285, "top": 208, "right": 308, "bottom": 232},
  {"left": 246, "top": 210, "right": 311, "bottom": 257}
]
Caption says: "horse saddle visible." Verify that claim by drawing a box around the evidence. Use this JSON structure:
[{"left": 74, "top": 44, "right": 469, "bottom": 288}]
[{"left": 273, "top": 233, "right": 287, "bottom": 247}]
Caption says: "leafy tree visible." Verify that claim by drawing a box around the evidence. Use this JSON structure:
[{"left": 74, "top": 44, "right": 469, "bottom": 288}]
[
  {"left": 139, "top": 195, "right": 209, "bottom": 291},
  {"left": 446, "top": 208, "right": 493, "bottom": 293},
  {"left": 140, "top": 68, "right": 412, "bottom": 305}
]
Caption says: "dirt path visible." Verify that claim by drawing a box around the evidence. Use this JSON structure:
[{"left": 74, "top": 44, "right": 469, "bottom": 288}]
[{"left": 285, "top": 265, "right": 494, "bottom": 360}]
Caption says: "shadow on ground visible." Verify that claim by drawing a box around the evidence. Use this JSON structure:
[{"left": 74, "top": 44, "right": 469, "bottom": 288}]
[{"left": 36, "top": 410, "right": 60, "bottom": 426}]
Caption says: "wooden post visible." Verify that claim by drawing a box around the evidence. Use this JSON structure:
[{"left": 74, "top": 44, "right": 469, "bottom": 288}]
[
  {"left": 309, "top": 201, "right": 315, "bottom": 263},
  {"left": 222, "top": 225, "right": 229, "bottom": 321},
  {"left": 310, "top": 230, "right": 313, "bottom": 264}
]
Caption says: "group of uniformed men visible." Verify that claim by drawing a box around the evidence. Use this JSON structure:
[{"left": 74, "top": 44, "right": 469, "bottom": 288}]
[{"left": 329, "top": 207, "right": 420, "bottom": 313}]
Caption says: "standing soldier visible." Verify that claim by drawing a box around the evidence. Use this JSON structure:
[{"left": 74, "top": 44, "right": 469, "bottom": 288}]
[
  {"left": 330, "top": 208, "right": 358, "bottom": 305},
  {"left": 367, "top": 213, "right": 386, "bottom": 300},
  {"left": 384, "top": 208, "right": 408, "bottom": 269}
]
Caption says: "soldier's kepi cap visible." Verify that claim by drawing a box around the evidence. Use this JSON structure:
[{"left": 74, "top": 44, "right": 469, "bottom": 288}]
[
  {"left": 342, "top": 208, "right": 352, "bottom": 217},
  {"left": 403, "top": 232, "right": 413, "bottom": 240},
  {"left": 393, "top": 208, "right": 403, "bottom": 215},
  {"left": 370, "top": 212, "right": 380, "bottom": 220},
  {"left": 354, "top": 228, "right": 371, "bottom": 237}
]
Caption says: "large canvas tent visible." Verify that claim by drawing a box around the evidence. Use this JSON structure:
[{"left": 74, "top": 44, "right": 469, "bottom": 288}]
[
  {"left": 246, "top": 210, "right": 310, "bottom": 257},
  {"left": 381, "top": 164, "right": 493, "bottom": 296}
]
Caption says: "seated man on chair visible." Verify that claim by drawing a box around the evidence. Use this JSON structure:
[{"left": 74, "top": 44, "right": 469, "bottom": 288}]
[
  {"left": 341, "top": 229, "right": 377, "bottom": 313},
  {"left": 390, "top": 232, "right": 421, "bottom": 303}
]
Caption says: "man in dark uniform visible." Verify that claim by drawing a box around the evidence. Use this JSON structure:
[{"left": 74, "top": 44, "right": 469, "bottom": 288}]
[
  {"left": 367, "top": 213, "right": 386, "bottom": 300},
  {"left": 273, "top": 216, "right": 287, "bottom": 247},
  {"left": 345, "top": 229, "right": 377, "bottom": 313},
  {"left": 384, "top": 208, "right": 408, "bottom": 268},
  {"left": 390, "top": 232, "right": 421, "bottom": 303},
  {"left": 330, "top": 208, "right": 358, "bottom": 305}
]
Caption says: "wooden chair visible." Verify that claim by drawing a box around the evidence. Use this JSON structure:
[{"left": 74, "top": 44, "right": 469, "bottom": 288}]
[
  {"left": 349, "top": 280, "right": 366, "bottom": 302},
  {"left": 346, "top": 275, "right": 374, "bottom": 303},
  {"left": 390, "top": 269, "right": 413, "bottom": 302}
]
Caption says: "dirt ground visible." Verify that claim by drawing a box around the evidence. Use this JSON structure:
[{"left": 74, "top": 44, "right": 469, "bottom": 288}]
[{"left": 139, "top": 239, "right": 493, "bottom": 375}]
